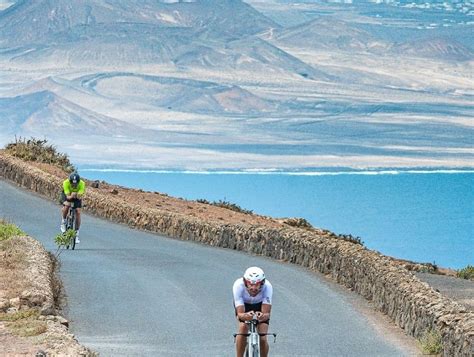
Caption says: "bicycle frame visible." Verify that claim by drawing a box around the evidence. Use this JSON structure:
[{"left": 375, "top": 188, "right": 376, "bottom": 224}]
[
  {"left": 233, "top": 316, "right": 277, "bottom": 357},
  {"left": 247, "top": 317, "right": 260, "bottom": 357},
  {"left": 65, "top": 201, "right": 77, "bottom": 250}
]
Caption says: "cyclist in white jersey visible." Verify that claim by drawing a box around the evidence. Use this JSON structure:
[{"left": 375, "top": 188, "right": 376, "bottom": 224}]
[{"left": 233, "top": 267, "right": 273, "bottom": 357}]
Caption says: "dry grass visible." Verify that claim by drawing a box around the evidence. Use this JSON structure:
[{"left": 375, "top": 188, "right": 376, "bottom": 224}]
[
  {"left": 4, "top": 137, "right": 74, "bottom": 172},
  {"left": 0, "top": 311, "right": 46, "bottom": 340},
  {"left": 0, "top": 221, "right": 28, "bottom": 299},
  {"left": 0, "top": 309, "right": 39, "bottom": 322},
  {"left": 8, "top": 319, "right": 48, "bottom": 337},
  {"left": 0, "top": 309, "right": 47, "bottom": 337},
  {"left": 0, "top": 223, "right": 48, "bottom": 340}
]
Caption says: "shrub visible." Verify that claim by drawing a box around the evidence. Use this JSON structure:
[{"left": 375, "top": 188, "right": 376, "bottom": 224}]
[
  {"left": 419, "top": 329, "right": 442, "bottom": 355},
  {"left": 4, "top": 137, "right": 74, "bottom": 172},
  {"left": 336, "top": 233, "right": 364, "bottom": 246},
  {"left": 457, "top": 265, "right": 474, "bottom": 280},
  {"left": 54, "top": 229, "right": 76, "bottom": 258},
  {"left": 281, "top": 218, "right": 313, "bottom": 229},
  {"left": 196, "top": 198, "right": 253, "bottom": 215},
  {"left": 54, "top": 230, "right": 76, "bottom": 249},
  {"left": 0, "top": 219, "right": 25, "bottom": 242},
  {"left": 418, "top": 263, "right": 438, "bottom": 274}
]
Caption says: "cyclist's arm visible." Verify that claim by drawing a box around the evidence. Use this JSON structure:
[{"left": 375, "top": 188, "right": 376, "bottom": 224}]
[
  {"left": 76, "top": 181, "right": 86, "bottom": 198},
  {"left": 257, "top": 282, "right": 273, "bottom": 322},
  {"left": 258, "top": 303, "right": 271, "bottom": 322},
  {"left": 233, "top": 279, "right": 253, "bottom": 321},
  {"left": 236, "top": 305, "right": 254, "bottom": 322},
  {"left": 63, "top": 180, "right": 73, "bottom": 198}
]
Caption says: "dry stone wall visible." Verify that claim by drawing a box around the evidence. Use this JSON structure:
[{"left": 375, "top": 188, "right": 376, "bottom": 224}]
[{"left": 0, "top": 153, "right": 472, "bottom": 356}]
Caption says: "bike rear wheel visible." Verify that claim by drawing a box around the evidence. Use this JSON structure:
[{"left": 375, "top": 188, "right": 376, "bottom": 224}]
[
  {"left": 70, "top": 209, "right": 76, "bottom": 250},
  {"left": 65, "top": 208, "right": 77, "bottom": 250}
]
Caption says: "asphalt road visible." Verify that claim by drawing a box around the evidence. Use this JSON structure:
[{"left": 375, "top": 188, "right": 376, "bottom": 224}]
[{"left": 0, "top": 179, "right": 416, "bottom": 356}]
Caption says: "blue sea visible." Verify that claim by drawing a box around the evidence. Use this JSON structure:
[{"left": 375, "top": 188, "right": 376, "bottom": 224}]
[{"left": 79, "top": 168, "right": 473, "bottom": 269}]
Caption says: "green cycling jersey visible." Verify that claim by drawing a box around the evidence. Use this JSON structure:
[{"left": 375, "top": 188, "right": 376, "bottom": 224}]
[{"left": 63, "top": 179, "right": 86, "bottom": 196}]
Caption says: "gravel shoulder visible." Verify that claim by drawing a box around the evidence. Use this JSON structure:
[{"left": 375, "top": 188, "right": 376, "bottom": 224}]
[{"left": 415, "top": 272, "right": 474, "bottom": 312}]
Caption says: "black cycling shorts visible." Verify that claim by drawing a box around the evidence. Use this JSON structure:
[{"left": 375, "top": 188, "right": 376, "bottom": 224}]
[
  {"left": 60, "top": 191, "right": 82, "bottom": 208},
  {"left": 234, "top": 302, "right": 270, "bottom": 324}
]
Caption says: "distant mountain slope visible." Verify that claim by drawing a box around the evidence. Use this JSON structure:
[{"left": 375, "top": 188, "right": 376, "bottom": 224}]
[
  {"left": 392, "top": 38, "right": 474, "bottom": 61},
  {"left": 3, "top": 22, "right": 327, "bottom": 79},
  {"left": 268, "top": 17, "right": 388, "bottom": 52},
  {"left": 0, "top": 0, "right": 328, "bottom": 77},
  {"left": 79, "top": 72, "right": 278, "bottom": 114},
  {"left": 175, "top": 37, "right": 333, "bottom": 80},
  {"left": 0, "top": 0, "right": 278, "bottom": 46},
  {"left": 0, "top": 90, "right": 152, "bottom": 138},
  {"left": 268, "top": 16, "right": 473, "bottom": 61}
]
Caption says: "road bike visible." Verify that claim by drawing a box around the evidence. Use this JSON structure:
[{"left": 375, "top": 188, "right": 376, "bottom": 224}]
[
  {"left": 65, "top": 201, "right": 78, "bottom": 250},
  {"left": 234, "top": 315, "right": 277, "bottom": 357}
]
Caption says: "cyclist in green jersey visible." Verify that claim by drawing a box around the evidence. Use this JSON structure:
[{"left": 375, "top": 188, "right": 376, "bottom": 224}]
[{"left": 60, "top": 172, "right": 86, "bottom": 243}]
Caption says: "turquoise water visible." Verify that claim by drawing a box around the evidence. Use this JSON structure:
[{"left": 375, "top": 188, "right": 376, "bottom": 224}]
[{"left": 80, "top": 169, "right": 473, "bottom": 269}]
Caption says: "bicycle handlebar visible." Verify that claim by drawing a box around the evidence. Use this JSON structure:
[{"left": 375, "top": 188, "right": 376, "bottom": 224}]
[
  {"left": 233, "top": 333, "right": 277, "bottom": 337},
  {"left": 233, "top": 333, "right": 277, "bottom": 343}
]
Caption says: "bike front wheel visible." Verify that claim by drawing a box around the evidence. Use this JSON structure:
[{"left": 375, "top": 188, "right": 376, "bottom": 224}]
[
  {"left": 252, "top": 344, "right": 259, "bottom": 357},
  {"left": 71, "top": 211, "right": 77, "bottom": 250},
  {"left": 66, "top": 209, "right": 77, "bottom": 250},
  {"left": 245, "top": 344, "right": 259, "bottom": 357}
]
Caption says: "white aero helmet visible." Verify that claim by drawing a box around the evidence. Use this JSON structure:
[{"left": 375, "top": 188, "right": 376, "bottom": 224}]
[{"left": 243, "top": 266, "right": 265, "bottom": 286}]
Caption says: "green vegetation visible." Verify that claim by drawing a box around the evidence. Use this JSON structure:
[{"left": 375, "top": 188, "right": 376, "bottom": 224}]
[
  {"left": 335, "top": 233, "right": 364, "bottom": 246},
  {"left": 281, "top": 217, "right": 313, "bottom": 229},
  {"left": 0, "top": 309, "right": 47, "bottom": 337},
  {"left": 0, "top": 219, "right": 25, "bottom": 242},
  {"left": 456, "top": 265, "right": 474, "bottom": 280},
  {"left": 419, "top": 329, "right": 443, "bottom": 355},
  {"left": 418, "top": 262, "right": 439, "bottom": 274},
  {"left": 5, "top": 137, "right": 74, "bottom": 172},
  {"left": 0, "top": 308, "right": 39, "bottom": 322},
  {"left": 54, "top": 229, "right": 76, "bottom": 256},
  {"left": 196, "top": 198, "right": 253, "bottom": 215},
  {"left": 9, "top": 318, "right": 48, "bottom": 337}
]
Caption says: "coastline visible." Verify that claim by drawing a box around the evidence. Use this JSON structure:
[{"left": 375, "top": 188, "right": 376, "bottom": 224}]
[{"left": 79, "top": 166, "right": 474, "bottom": 269}]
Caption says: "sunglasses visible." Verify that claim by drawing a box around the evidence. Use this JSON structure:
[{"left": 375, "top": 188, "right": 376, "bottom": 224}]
[{"left": 244, "top": 280, "right": 263, "bottom": 288}]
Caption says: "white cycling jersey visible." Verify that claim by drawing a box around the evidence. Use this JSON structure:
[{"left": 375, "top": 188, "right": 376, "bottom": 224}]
[{"left": 233, "top": 278, "right": 273, "bottom": 307}]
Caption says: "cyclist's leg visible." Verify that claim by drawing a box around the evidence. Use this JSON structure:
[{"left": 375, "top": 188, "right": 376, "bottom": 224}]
[
  {"left": 61, "top": 195, "right": 71, "bottom": 232},
  {"left": 258, "top": 322, "right": 269, "bottom": 357},
  {"left": 76, "top": 208, "right": 81, "bottom": 230},
  {"left": 61, "top": 204, "right": 70, "bottom": 218},
  {"left": 75, "top": 198, "right": 83, "bottom": 229},
  {"left": 236, "top": 321, "right": 249, "bottom": 357},
  {"left": 235, "top": 304, "right": 250, "bottom": 357},
  {"left": 61, "top": 191, "right": 70, "bottom": 220}
]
